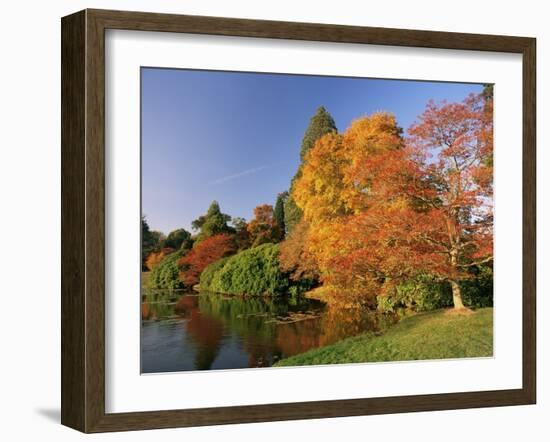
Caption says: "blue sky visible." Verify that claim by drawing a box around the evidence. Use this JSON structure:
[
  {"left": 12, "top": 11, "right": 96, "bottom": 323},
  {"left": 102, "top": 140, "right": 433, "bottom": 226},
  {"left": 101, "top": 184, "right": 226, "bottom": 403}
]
[{"left": 141, "top": 68, "right": 483, "bottom": 234}]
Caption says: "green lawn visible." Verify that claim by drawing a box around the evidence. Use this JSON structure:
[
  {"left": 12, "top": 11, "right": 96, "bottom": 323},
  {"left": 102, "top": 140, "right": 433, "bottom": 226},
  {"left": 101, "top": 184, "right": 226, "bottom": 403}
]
[{"left": 275, "top": 308, "right": 493, "bottom": 367}]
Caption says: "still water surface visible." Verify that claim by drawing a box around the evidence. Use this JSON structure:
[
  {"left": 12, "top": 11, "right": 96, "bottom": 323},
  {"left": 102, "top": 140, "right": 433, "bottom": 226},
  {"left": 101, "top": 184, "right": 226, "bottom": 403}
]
[{"left": 141, "top": 291, "right": 390, "bottom": 373}]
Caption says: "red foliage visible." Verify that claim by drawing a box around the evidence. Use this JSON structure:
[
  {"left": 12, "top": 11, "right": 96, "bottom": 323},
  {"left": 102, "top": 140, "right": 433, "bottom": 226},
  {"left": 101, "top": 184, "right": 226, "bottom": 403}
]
[
  {"left": 247, "top": 204, "right": 281, "bottom": 246},
  {"left": 338, "top": 95, "right": 492, "bottom": 306},
  {"left": 178, "top": 234, "right": 236, "bottom": 286},
  {"left": 291, "top": 94, "right": 493, "bottom": 308}
]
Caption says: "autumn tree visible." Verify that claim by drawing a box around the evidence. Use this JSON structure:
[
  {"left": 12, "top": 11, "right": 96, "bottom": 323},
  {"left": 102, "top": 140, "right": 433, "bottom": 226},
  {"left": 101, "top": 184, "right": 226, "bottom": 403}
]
[
  {"left": 285, "top": 106, "right": 338, "bottom": 234},
  {"left": 292, "top": 113, "right": 404, "bottom": 305},
  {"left": 247, "top": 204, "right": 281, "bottom": 247},
  {"left": 191, "top": 201, "right": 234, "bottom": 243},
  {"left": 279, "top": 219, "right": 319, "bottom": 281},
  {"left": 402, "top": 93, "right": 494, "bottom": 308},
  {"left": 292, "top": 131, "right": 349, "bottom": 222},
  {"left": 178, "top": 233, "right": 236, "bottom": 287},
  {"left": 293, "top": 97, "right": 493, "bottom": 310}
]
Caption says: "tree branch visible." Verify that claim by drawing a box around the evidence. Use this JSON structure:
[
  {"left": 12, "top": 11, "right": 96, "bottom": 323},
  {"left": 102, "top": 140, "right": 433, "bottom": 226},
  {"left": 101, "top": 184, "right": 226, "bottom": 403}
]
[{"left": 457, "top": 255, "right": 493, "bottom": 268}]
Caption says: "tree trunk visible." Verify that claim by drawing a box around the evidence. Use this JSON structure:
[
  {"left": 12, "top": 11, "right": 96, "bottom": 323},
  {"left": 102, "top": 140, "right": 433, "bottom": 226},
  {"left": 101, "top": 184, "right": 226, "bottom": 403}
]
[{"left": 450, "top": 280, "right": 465, "bottom": 309}]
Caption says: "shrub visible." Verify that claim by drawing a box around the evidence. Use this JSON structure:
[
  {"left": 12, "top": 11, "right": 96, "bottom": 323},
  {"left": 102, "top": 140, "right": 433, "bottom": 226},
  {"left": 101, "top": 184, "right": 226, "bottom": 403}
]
[
  {"left": 147, "top": 248, "right": 187, "bottom": 290},
  {"left": 377, "top": 266, "right": 494, "bottom": 313},
  {"left": 214, "top": 244, "right": 287, "bottom": 295},
  {"left": 199, "top": 256, "right": 230, "bottom": 290},
  {"left": 377, "top": 276, "right": 452, "bottom": 314},
  {"left": 145, "top": 247, "right": 175, "bottom": 271},
  {"left": 460, "top": 265, "right": 493, "bottom": 308},
  {"left": 199, "top": 243, "right": 313, "bottom": 296}
]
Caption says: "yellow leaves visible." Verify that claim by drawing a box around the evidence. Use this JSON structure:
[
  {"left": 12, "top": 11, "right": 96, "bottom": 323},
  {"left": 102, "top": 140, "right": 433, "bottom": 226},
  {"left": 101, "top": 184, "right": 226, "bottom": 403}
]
[
  {"left": 343, "top": 112, "right": 402, "bottom": 155},
  {"left": 293, "top": 112, "right": 404, "bottom": 227},
  {"left": 292, "top": 132, "right": 348, "bottom": 224}
]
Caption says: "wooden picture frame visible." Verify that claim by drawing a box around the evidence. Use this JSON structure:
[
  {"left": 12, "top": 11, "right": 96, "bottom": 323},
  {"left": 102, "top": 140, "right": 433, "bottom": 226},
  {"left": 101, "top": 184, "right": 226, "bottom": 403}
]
[{"left": 61, "top": 8, "right": 536, "bottom": 433}]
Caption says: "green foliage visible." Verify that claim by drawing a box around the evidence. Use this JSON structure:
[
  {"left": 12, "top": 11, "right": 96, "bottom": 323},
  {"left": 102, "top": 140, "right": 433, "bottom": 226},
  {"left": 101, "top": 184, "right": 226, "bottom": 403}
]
[
  {"left": 287, "top": 279, "right": 316, "bottom": 299},
  {"left": 192, "top": 201, "right": 234, "bottom": 242},
  {"left": 460, "top": 265, "right": 494, "bottom": 308},
  {"left": 213, "top": 244, "right": 288, "bottom": 296},
  {"left": 147, "top": 248, "right": 187, "bottom": 290},
  {"left": 198, "top": 256, "right": 230, "bottom": 290},
  {"left": 141, "top": 216, "right": 163, "bottom": 269},
  {"left": 163, "top": 228, "right": 192, "bottom": 250},
  {"left": 273, "top": 192, "right": 287, "bottom": 238},
  {"left": 231, "top": 217, "right": 247, "bottom": 232},
  {"left": 377, "top": 276, "right": 452, "bottom": 314},
  {"left": 200, "top": 244, "right": 296, "bottom": 296},
  {"left": 231, "top": 217, "right": 251, "bottom": 251},
  {"left": 377, "top": 269, "right": 494, "bottom": 314},
  {"left": 300, "top": 106, "right": 338, "bottom": 161},
  {"left": 283, "top": 196, "right": 303, "bottom": 235}
]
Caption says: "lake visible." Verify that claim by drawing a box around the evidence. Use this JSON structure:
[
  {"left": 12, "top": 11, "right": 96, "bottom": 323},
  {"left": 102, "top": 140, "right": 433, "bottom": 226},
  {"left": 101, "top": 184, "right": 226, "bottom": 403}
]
[{"left": 141, "top": 291, "right": 391, "bottom": 373}]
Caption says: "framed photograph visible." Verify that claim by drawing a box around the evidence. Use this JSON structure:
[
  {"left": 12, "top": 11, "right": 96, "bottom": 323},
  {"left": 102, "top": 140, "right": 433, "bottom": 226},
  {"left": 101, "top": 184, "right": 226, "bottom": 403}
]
[{"left": 61, "top": 9, "right": 536, "bottom": 433}]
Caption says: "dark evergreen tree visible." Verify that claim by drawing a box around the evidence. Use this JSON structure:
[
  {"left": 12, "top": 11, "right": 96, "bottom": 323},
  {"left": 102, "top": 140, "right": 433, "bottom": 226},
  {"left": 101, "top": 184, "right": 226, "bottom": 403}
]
[
  {"left": 141, "top": 216, "right": 162, "bottom": 270},
  {"left": 163, "top": 228, "right": 193, "bottom": 250},
  {"left": 299, "top": 106, "right": 337, "bottom": 161},
  {"left": 273, "top": 191, "right": 288, "bottom": 239},
  {"left": 283, "top": 197, "right": 302, "bottom": 237}
]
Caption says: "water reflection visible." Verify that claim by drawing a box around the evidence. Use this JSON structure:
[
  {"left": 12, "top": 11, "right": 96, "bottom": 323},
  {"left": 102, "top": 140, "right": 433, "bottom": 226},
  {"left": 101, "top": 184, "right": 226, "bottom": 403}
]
[{"left": 141, "top": 291, "right": 392, "bottom": 373}]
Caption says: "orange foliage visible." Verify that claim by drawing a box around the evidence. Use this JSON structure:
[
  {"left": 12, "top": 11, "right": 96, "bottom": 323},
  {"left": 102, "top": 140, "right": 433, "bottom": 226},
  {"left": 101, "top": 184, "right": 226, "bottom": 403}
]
[
  {"left": 178, "top": 234, "right": 236, "bottom": 287},
  {"left": 278, "top": 219, "right": 319, "bottom": 281},
  {"left": 291, "top": 96, "right": 493, "bottom": 308},
  {"left": 145, "top": 247, "right": 175, "bottom": 271},
  {"left": 340, "top": 112, "right": 404, "bottom": 212},
  {"left": 246, "top": 204, "right": 281, "bottom": 247},
  {"left": 291, "top": 113, "right": 405, "bottom": 302}
]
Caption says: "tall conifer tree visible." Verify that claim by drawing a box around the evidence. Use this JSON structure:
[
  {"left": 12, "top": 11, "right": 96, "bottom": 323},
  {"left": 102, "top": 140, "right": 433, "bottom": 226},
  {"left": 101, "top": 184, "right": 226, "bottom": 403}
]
[
  {"left": 273, "top": 191, "right": 287, "bottom": 239},
  {"left": 285, "top": 106, "right": 337, "bottom": 234}
]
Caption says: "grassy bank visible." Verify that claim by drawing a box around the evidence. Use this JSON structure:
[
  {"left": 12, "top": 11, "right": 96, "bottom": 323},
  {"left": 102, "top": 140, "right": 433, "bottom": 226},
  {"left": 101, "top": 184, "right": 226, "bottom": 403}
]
[{"left": 275, "top": 308, "right": 493, "bottom": 366}]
